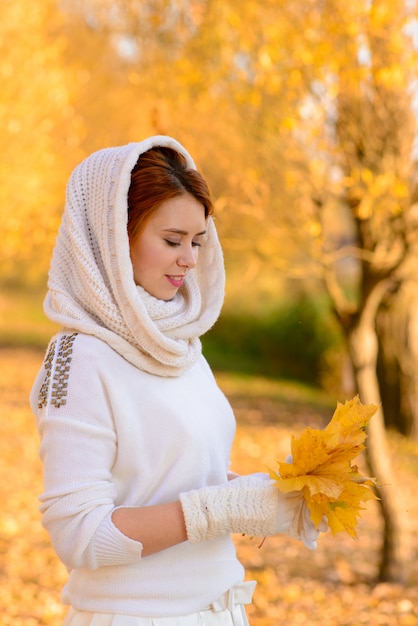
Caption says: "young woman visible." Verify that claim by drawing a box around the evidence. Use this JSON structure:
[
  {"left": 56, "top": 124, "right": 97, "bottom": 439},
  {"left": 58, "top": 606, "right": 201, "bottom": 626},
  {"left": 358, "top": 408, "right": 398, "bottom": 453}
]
[{"left": 30, "top": 136, "right": 327, "bottom": 626}]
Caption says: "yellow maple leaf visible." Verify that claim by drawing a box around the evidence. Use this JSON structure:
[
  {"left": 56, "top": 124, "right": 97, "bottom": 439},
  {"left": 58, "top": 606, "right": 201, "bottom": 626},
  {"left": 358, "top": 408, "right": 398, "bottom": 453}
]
[{"left": 269, "top": 396, "right": 379, "bottom": 538}]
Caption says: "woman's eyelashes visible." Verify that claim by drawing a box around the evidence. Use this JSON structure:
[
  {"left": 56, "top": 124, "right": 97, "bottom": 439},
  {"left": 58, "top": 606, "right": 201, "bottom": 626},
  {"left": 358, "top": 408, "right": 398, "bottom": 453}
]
[{"left": 164, "top": 239, "right": 202, "bottom": 248}]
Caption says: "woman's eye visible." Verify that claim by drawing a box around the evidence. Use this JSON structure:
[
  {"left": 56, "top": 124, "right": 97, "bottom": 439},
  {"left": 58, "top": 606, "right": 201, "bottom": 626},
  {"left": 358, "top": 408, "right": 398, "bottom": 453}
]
[
  {"left": 165, "top": 239, "right": 180, "bottom": 247},
  {"left": 192, "top": 241, "right": 202, "bottom": 247}
]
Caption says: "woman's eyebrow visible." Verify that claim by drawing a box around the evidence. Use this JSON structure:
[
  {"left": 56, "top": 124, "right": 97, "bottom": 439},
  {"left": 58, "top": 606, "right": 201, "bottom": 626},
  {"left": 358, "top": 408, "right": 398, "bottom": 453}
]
[{"left": 162, "top": 228, "right": 207, "bottom": 236}]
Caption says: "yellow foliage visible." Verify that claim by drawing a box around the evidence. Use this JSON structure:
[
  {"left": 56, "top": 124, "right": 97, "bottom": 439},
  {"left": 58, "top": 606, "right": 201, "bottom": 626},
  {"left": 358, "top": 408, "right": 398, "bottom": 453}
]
[{"left": 269, "top": 396, "right": 379, "bottom": 538}]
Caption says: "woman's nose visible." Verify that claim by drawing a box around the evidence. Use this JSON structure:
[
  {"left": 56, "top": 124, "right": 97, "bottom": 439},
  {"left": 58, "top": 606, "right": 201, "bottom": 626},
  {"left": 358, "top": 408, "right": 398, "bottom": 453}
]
[{"left": 177, "top": 245, "right": 198, "bottom": 268}]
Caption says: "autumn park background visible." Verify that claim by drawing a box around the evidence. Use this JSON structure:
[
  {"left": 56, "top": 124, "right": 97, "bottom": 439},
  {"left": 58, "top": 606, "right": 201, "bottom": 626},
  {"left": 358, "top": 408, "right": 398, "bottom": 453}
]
[{"left": 1, "top": 0, "right": 418, "bottom": 624}]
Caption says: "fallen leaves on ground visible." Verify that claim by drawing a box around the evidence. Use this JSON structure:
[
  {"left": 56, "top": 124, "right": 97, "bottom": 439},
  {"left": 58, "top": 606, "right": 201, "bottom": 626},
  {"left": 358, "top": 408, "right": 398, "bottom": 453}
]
[{"left": 1, "top": 349, "right": 417, "bottom": 626}]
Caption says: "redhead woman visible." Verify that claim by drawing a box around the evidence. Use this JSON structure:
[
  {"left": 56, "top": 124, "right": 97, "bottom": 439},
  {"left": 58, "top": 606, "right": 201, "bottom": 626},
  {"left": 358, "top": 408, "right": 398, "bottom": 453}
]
[{"left": 31, "top": 136, "right": 327, "bottom": 626}]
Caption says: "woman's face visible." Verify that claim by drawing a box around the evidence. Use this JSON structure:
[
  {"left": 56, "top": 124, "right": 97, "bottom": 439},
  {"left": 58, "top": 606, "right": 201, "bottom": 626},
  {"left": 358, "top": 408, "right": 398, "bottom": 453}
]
[{"left": 129, "top": 193, "right": 207, "bottom": 301}]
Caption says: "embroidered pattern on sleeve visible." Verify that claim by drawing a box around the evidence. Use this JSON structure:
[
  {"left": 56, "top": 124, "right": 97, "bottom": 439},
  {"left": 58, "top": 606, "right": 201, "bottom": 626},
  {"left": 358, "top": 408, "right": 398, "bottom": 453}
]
[
  {"left": 38, "top": 333, "right": 78, "bottom": 409},
  {"left": 38, "top": 340, "right": 57, "bottom": 409}
]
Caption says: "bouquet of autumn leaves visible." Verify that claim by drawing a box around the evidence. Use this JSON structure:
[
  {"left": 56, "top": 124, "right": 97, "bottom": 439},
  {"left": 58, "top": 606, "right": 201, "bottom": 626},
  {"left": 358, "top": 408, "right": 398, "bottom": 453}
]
[{"left": 269, "top": 396, "right": 379, "bottom": 539}]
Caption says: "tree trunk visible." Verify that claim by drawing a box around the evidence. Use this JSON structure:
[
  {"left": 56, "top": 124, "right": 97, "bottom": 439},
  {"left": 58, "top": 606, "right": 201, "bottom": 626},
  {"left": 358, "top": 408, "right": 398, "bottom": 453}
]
[
  {"left": 345, "top": 290, "right": 410, "bottom": 583},
  {"left": 377, "top": 281, "right": 418, "bottom": 438}
]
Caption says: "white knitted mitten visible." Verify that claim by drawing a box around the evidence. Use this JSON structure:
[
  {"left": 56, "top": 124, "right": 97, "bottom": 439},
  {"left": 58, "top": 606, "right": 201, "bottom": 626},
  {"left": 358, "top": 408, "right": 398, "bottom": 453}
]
[
  {"left": 282, "top": 454, "right": 329, "bottom": 549},
  {"left": 287, "top": 500, "right": 329, "bottom": 550},
  {"left": 180, "top": 473, "right": 306, "bottom": 543}
]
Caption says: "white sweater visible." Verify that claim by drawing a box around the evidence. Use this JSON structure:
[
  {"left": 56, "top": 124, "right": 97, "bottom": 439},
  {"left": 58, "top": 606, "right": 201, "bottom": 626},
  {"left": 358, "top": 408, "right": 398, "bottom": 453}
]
[{"left": 30, "top": 332, "right": 244, "bottom": 617}]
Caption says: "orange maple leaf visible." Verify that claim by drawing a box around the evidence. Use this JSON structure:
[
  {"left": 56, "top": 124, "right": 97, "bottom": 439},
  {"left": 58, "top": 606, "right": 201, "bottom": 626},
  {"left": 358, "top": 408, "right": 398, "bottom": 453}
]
[{"left": 269, "top": 396, "right": 379, "bottom": 538}]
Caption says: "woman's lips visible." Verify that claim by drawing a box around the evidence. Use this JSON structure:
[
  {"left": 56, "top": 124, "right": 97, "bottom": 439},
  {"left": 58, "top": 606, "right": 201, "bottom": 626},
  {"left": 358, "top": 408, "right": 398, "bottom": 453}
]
[{"left": 166, "top": 275, "right": 186, "bottom": 287}]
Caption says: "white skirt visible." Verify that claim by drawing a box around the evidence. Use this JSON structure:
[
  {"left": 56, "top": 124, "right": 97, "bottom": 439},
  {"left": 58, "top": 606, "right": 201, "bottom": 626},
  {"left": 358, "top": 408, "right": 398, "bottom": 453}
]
[{"left": 62, "top": 582, "right": 256, "bottom": 626}]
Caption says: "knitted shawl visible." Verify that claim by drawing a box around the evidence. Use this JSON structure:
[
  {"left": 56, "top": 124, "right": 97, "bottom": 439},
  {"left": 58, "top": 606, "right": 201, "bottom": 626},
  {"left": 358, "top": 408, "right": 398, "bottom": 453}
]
[{"left": 44, "top": 136, "right": 225, "bottom": 377}]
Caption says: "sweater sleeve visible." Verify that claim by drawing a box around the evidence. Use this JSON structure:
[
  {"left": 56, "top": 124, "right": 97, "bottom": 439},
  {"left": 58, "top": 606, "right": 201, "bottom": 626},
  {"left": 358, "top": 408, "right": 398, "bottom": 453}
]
[{"left": 32, "top": 334, "right": 143, "bottom": 570}]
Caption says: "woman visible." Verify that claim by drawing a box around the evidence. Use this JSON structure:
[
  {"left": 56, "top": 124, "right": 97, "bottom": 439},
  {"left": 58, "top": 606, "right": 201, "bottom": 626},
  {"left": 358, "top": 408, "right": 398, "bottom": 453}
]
[{"left": 31, "top": 136, "right": 326, "bottom": 626}]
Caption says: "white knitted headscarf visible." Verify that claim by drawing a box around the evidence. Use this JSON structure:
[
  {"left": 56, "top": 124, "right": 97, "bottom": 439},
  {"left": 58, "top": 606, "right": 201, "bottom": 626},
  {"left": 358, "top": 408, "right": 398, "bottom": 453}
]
[{"left": 44, "top": 136, "right": 225, "bottom": 376}]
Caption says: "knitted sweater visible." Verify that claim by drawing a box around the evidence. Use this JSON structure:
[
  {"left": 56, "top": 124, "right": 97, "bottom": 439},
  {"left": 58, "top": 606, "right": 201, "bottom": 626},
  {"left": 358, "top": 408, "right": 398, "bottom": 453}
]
[{"left": 30, "top": 332, "right": 245, "bottom": 616}]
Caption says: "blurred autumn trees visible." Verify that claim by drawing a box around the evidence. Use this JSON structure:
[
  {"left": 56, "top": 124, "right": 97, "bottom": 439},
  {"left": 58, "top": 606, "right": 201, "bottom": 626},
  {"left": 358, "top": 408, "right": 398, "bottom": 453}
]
[
  {"left": 1, "top": 1, "right": 77, "bottom": 285},
  {"left": 1, "top": 0, "right": 418, "bottom": 580}
]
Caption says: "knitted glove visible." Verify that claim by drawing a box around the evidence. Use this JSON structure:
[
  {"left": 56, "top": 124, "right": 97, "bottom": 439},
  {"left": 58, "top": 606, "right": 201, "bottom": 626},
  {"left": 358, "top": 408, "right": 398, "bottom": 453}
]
[
  {"left": 180, "top": 473, "right": 309, "bottom": 544},
  {"left": 281, "top": 454, "right": 329, "bottom": 549},
  {"left": 288, "top": 500, "right": 329, "bottom": 550}
]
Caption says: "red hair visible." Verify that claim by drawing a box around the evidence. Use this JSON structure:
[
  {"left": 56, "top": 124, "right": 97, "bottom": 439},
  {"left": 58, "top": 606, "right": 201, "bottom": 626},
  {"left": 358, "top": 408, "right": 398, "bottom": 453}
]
[{"left": 127, "top": 147, "right": 213, "bottom": 244}]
